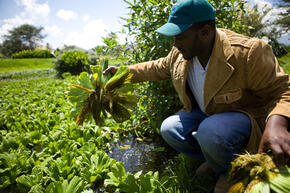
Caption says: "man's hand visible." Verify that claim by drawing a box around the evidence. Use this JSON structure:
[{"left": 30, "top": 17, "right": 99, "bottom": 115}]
[
  {"left": 103, "top": 66, "right": 119, "bottom": 76},
  {"left": 258, "top": 114, "right": 290, "bottom": 168}
]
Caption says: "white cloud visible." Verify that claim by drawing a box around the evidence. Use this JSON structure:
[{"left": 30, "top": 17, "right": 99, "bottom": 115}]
[
  {"left": 44, "top": 25, "right": 63, "bottom": 37},
  {"left": 64, "top": 19, "right": 108, "bottom": 49},
  {"left": 3, "top": 15, "right": 33, "bottom": 26},
  {"left": 56, "top": 9, "right": 78, "bottom": 21},
  {"left": 17, "top": 0, "right": 50, "bottom": 20},
  {"left": 0, "top": 0, "right": 50, "bottom": 39},
  {"left": 0, "top": 24, "right": 14, "bottom": 42},
  {"left": 83, "top": 14, "right": 90, "bottom": 22}
]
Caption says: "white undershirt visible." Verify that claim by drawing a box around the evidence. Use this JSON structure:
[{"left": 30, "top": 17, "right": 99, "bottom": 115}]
[{"left": 187, "top": 56, "right": 209, "bottom": 113}]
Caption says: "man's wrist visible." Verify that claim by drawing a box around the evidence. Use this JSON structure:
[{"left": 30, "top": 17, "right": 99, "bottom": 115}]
[{"left": 266, "top": 114, "right": 289, "bottom": 131}]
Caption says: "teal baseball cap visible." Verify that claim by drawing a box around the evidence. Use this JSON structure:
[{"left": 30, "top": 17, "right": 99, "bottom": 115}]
[{"left": 155, "top": 0, "right": 216, "bottom": 36}]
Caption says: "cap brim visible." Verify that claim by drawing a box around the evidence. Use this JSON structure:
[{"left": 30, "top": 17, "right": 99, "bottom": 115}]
[{"left": 155, "top": 23, "right": 192, "bottom": 36}]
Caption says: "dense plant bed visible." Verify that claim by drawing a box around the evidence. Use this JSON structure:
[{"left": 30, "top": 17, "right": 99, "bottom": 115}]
[{"left": 0, "top": 76, "right": 217, "bottom": 193}]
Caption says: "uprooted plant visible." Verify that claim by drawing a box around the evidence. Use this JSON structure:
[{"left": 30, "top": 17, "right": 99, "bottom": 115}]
[{"left": 67, "top": 63, "right": 139, "bottom": 126}]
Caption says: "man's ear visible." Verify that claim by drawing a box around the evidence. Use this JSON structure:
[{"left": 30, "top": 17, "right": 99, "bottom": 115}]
[{"left": 199, "top": 24, "right": 211, "bottom": 39}]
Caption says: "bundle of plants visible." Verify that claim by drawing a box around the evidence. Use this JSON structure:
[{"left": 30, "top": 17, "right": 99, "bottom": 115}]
[
  {"left": 67, "top": 64, "right": 139, "bottom": 126},
  {"left": 227, "top": 153, "right": 290, "bottom": 193}
]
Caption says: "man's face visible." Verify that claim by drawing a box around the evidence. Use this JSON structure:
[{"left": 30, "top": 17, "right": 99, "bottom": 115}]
[{"left": 173, "top": 27, "right": 201, "bottom": 60}]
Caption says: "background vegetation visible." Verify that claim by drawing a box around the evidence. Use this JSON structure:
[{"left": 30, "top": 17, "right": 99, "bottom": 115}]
[{"left": 0, "top": 24, "right": 45, "bottom": 57}]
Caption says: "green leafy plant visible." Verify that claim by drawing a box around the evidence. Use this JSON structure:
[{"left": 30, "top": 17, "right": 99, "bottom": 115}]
[
  {"left": 105, "top": 161, "right": 177, "bottom": 193},
  {"left": 46, "top": 176, "right": 85, "bottom": 193},
  {"left": 0, "top": 150, "right": 34, "bottom": 189},
  {"left": 16, "top": 166, "right": 45, "bottom": 193},
  {"left": 80, "top": 151, "right": 116, "bottom": 186},
  {"left": 54, "top": 51, "right": 89, "bottom": 77},
  {"left": 12, "top": 49, "right": 54, "bottom": 58},
  {"left": 67, "top": 65, "right": 139, "bottom": 126}
]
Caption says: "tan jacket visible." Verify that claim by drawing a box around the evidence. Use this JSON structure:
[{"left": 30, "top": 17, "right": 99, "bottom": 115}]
[{"left": 128, "top": 28, "right": 290, "bottom": 153}]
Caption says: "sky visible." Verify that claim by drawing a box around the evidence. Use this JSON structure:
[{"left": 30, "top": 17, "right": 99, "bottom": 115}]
[
  {"left": 0, "top": 0, "right": 129, "bottom": 49},
  {"left": 0, "top": 0, "right": 289, "bottom": 50}
]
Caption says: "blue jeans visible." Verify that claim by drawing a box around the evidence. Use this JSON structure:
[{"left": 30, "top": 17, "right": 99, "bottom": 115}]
[{"left": 160, "top": 108, "right": 251, "bottom": 174}]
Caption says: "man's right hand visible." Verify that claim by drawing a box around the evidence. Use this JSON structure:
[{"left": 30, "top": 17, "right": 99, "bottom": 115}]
[
  {"left": 258, "top": 115, "right": 290, "bottom": 168},
  {"left": 103, "top": 66, "right": 119, "bottom": 76}
]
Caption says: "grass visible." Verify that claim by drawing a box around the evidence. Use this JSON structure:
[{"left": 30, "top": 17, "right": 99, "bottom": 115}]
[
  {"left": 278, "top": 52, "right": 290, "bottom": 74},
  {"left": 0, "top": 58, "right": 55, "bottom": 74}
]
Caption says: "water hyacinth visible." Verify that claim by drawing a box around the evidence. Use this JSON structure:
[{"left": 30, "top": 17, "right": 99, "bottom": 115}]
[
  {"left": 227, "top": 153, "right": 290, "bottom": 193},
  {"left": 67, "top": 63, "right": 139, "bottom": 126}
]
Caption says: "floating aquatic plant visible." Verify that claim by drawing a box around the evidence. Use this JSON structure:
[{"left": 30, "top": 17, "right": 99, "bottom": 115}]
[{"left": 67, "top": 63, "right": 139, "bottom": 126}]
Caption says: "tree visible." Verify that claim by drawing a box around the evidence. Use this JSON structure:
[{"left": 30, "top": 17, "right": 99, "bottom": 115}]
[
  {"left": 102, "top": 32, "right": 121, "bottom": 55},
  {"left": 238, "top": 4, "right": 271, "bottom": 37},
  {"left": 0, "top": 24, "right": 45, "bottom": 57},
  {"left": 238, "top": 3, "right": 288, "bottom": 56},
  {"left": 275, "top": 0, "right": 290, "bottom": 35}
]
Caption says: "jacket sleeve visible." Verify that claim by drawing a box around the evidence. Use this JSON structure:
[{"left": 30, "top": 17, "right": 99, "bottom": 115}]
[
  {"left": 247, "top": 39, "right": 290, "bottom": 120},
  {"left": 127, "top": 47, "right": 178, "bottom": 83}
]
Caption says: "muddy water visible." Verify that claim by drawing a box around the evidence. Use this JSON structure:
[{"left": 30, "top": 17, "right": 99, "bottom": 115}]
[{"left": 108, "top": 135, "right": 177, "bottom": 174}]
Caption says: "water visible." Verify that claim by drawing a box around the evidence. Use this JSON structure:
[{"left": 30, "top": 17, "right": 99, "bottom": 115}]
[{"left": 108, "top": 135, "right": 177, "bottom": 174}]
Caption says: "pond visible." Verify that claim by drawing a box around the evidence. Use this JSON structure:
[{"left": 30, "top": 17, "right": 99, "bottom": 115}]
[{"left": 108, "top": 134, "right": 178, "bottom": 175}]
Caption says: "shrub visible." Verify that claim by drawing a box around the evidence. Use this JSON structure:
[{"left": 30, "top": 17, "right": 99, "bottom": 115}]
[
  {"left": 54, "top": 51, "right": 89, "bottom": 77},
  {"left": 11, "top": 49, "right": 54, "bottom": 58}
]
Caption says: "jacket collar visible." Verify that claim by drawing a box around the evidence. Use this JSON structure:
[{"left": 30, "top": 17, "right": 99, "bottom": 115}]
[{"left": 203, "top": 29, "right": 235, "bottom": 111}]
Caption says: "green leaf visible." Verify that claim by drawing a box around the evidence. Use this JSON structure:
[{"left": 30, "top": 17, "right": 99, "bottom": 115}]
[
  {"left": 104, "top": 66, "right": 131, "bottom": 92},
  {"left": 111, "top": 162, "right": 126, "bottom": 179},
  {"left": 66, "top": 176, "right": 85, "bottom": 193},
  {"left": 110, "top": 102, "right": 131, "bottom": 123},
  {"left": 113, "top": 94, "right": 139, "bottom": 110},
  {"left": 46, "top": 176, "right": 85, "bottom": 193},
  {"left": 28, "top": 184, "right": 45, "bottom": 193},
  {"left": 67, "top": 87, "right": 90, "bottom": 103},
  {"left": 0, "top": 176, "right": 11, "bottom": 188},
  {"left": 90, "top": 65, "right": 101, "bottom": 74},
  {"left": 120, "top": 173, "right": 139, "bottom": 193},
  {"left": 247, "top": 180, "right": 270, "bottom": 193},
  {"left": 269, "top": 172, "right": 290, "bottom": 193},
  {"left": 151, "top": 147, "right": 165, "bottom": 152},
  {"left": 79, "top": 72, "right": 94, "bottom": 90},
  {"left": 140, "top": 172, "right": 154, "bottom": 192},
  {"left": 104, "top": 162, "right": 126, "bottom": 187}
]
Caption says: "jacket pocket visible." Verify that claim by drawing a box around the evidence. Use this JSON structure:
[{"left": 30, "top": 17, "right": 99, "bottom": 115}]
[{"left": 214, "top": 88, "right": 242, "bottom": 104}]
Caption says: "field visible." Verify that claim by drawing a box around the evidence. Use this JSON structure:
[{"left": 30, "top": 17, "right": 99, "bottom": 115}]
[
  {"left": 0, "top": 58, "right": 217, "bottom": 193},
  {"left": 0, "top": 58, "right": 55, "bottom": 73}
]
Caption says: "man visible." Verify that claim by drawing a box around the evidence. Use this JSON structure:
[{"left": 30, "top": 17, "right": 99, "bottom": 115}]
[{"left": 104, "top": 0, "right": 290, "bottom": 192}]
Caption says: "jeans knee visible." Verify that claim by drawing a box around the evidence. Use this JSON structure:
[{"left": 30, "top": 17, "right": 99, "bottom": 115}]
[
  {"left": 196, "top": 123, "right": 221, "bottom": 151},
  {"left": 160, "top": 116, "right": 177, "bottom": 140},
  {"left": 196, "top": 112, "right": 251, "bottom": 153}
]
